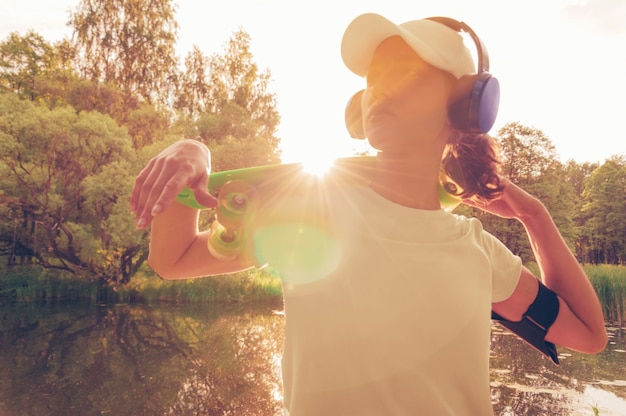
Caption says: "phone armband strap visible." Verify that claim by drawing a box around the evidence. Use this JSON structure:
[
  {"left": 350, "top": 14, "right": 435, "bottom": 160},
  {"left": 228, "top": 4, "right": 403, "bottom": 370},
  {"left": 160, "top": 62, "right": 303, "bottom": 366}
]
[
  {"left": 525, "top": 279, "right": 560, "bottom": 331},
  {"left": 492, "top": 280, "right": 561, "bottom": 365}
]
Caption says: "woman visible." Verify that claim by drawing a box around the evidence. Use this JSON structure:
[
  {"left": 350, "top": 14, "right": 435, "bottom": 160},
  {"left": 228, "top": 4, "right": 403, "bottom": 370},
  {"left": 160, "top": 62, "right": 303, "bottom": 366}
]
[{"left": 131, "top": 13, "right": 607, "bottom": 415}]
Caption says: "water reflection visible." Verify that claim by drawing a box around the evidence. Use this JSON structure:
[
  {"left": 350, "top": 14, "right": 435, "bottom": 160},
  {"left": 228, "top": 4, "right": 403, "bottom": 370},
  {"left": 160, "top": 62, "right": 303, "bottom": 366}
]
[
  {"left": 490, "top": 322, "right": 626, "bottom": 415},
  {"left": 0, "top": 300, "right": 285, "bottom": 416},
  {"left": 1, "top": 300, "right": 624, "bottom": 416}
]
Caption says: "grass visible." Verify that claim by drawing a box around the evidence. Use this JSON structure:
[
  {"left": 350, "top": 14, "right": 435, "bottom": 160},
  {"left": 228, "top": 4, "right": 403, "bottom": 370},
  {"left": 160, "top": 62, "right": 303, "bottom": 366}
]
[
  {"left": 1, "top": 264, "right": 625, "bottom": 320},
  {"left": 120, "top": 267, "right": 283, "bottom": 304},
  {"left": 584, "top": 264, "right": 626, "bottom": 323},
  {"left": 0, "top": 264, "right": 283, "bottom": 305},
  {"left": 0, "top": 265, "right": 100, "bottom": 302}
]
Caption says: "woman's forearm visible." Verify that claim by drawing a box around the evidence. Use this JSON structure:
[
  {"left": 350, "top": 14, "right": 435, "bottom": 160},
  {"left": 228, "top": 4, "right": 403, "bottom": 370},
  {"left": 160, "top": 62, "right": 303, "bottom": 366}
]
[
  {"left": 148, "top": 202, "right": 252, "bottom": 279},
  {"left": 519, "top": 199, "right": 607, "bottom": 347}
]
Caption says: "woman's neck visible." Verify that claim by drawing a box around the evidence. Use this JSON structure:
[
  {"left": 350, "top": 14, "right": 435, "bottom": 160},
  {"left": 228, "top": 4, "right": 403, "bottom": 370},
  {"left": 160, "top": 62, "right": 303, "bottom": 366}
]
[{"left": 369, "top": 150, "right": 443, "bottom": 210}]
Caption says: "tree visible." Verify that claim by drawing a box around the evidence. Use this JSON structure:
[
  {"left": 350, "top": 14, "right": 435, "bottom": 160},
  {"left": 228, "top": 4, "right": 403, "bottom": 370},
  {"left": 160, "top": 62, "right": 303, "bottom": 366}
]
[
  {"left": 580, "top": 156, "right": 626, "bottom": 264},
  {"left": 0, "top": 92, "right": 144, "bottom": 284},
  {"left": 125, "top": 103, "right": 170, "bottom": 148},
  {"left": 0, "top": 31, "right": 59, "bottom": 100},
  {"left": 174, "top": 45, "right": 210, "bottom": 118},
  {"left": 497, "top": 122, "right": 558, "bottom": 183},
  {"left": 175, "top": 29, "right": 281, "bottom": 171},
  {"left": 68, "top": 0, "right": 179, "bottom": 107},
  {"left": 565, "top": 160, "right": 600, "bottom": 261},
  {"left": 0, "top": 31, "right": 132, "bottom": 119}
]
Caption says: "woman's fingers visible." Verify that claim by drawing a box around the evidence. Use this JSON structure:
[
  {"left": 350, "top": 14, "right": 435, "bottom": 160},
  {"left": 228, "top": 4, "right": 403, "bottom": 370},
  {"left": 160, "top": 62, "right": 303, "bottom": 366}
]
[{"left": 130, "top": 140, "right": 214, "bottom": 229}]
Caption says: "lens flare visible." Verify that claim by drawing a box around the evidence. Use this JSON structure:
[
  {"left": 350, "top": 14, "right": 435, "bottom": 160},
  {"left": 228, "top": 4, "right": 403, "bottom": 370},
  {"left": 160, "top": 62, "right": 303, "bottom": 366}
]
[
  {"left": 252, "top": 223, "right": 341, "bottom": 285},
  {"left": 300, "top": 158, "right": 336, "bottom": 177}
]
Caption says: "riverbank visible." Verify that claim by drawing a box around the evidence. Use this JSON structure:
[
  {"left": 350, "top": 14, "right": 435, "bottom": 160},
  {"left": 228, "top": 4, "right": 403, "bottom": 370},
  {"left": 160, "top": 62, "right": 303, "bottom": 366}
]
[
  {"left": 1, "top": 264, "right": 624, "bottom": 321},
  {"left": 0, "top": 265, "right": 283, "bottom": 305}
]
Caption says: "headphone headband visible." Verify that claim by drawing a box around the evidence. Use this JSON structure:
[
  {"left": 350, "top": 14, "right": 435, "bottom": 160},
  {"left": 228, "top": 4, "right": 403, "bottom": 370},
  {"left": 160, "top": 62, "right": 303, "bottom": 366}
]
[{"left": 425, "top": 17, "right": 490, "bottom": 73}]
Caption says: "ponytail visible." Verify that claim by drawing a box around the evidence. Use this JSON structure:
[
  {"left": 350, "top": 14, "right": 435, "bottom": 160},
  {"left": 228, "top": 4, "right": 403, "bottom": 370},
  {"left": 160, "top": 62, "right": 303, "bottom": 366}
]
[{"left": 442, "top": 131, "right": 504, "bottom": 203}]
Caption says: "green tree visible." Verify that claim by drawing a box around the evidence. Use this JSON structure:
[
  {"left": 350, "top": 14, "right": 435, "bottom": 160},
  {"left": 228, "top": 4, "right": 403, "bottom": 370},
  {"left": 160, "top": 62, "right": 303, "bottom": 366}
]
[
  {"left": 564, "top": 159, "right": 600, "bottom": 261},
  {"left": 580, "top": 156, "right": 626, "bottom": 264},
  {"left": 174, "top": 45, "right": 210, "bottom": 118},
  {"left": 0, "top": 6, "right": 285, "bottom": 287},
  {"left": 68, "top": 0, "right": 179, "bottom": 107},
  {"left": 0, "top": 92, "right": 144, "bottom": 284},
  {"left": 0, "top": 31, "right": 132, "bottom": 120},
  {"left": 175, "top": 29, "right": 281, "bottom": 171},
  {"left": 126, "top": 103, "right": 170, "bottom": 148},
  {"left": 0, "top": 31, "right": 60, "bottom": 100},
  {"left": 497, "top": 122, "right": 558, "bottom": 183}
]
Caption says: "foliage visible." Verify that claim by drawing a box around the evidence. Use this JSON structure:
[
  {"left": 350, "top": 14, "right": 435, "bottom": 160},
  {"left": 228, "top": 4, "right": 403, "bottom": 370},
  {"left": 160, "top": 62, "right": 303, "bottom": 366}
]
[
  {"left": 497, "top": 122, "right": 558, "bottom": 182},
  {"left": 0, "top": 31, "right": 56, "bottom": 99},
  {"left": 0, "top": 92, "right": 145, "bottom": 285},
  {"left": 68, "top": 0, "right": 179, "bottom": 107},
  {"left": 175, "top": 29, "right": 282, "bottom": 170},
  {"left": 580, "top": 156, "right": 626, "bottom": 264},
  {"left": 457, "top": 122, "right": 626, "bottom": 267}
]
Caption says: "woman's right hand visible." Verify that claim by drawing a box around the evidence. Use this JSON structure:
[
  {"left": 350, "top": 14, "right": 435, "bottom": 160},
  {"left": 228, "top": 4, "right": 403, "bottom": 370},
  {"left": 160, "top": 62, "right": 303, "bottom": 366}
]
[
  {"left": 130, "top": 139, "right": 217, "bottom": 229},
  {"left": 463, "top": 177, "right": 542, "bottom": 222}
]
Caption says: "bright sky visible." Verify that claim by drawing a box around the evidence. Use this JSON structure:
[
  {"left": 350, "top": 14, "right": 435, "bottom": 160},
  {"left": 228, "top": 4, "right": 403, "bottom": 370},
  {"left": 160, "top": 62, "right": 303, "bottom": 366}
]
[{"left": 1, "top": 0, "right": 625, "bottom": 165}]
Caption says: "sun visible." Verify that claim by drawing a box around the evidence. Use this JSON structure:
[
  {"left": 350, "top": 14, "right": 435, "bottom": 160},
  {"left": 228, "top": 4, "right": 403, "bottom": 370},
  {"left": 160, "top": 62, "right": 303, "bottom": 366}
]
[
  {"left": 281, "top": 145, "right": 342, "bottom": 177},
  {"left": 280, "top": 137, "right": 375, "bottom": 178},
  {"left": 301, "top": 157, "right": 336, "bottom": 177}
]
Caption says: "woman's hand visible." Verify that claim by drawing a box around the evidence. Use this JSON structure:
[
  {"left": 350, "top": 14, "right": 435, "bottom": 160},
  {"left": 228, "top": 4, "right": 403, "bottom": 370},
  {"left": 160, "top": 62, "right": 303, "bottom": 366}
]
[
  {"left": 130, "top": 139, "right": 217, "bottom": 229},
  {"left": 463, "top": 177, "right": 542, "bottom": 221}
]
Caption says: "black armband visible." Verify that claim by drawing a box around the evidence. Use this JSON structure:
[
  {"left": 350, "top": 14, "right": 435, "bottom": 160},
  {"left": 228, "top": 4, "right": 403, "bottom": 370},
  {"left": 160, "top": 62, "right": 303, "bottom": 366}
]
[
  {"left": 525, "top": 280, "right": 560, "bottom": 331},
  {"left": 492, "top": 280, "right": 561, "bottom": 365}
]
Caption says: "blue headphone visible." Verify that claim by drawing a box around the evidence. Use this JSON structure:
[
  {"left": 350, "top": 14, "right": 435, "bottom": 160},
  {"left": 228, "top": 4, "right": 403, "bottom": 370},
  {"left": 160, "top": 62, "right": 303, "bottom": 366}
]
[{"left": 345, "top": 17, "right": 500, "bottom": 138}]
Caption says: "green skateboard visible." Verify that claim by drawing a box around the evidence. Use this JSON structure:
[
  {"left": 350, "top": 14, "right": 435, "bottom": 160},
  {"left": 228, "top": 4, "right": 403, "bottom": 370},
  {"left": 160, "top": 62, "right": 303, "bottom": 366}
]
[{"left": 176, "top": 156, "right": 461, "bottom": 260}]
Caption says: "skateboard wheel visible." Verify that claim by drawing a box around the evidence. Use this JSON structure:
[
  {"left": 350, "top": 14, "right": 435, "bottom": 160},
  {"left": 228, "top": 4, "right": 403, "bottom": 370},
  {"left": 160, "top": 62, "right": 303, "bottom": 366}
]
[
  {"left": 207, "top": 220, "right": 242, "bottom": 261},
  {"left": 216, "top": 181, "right": 256, "bottom": 230}
]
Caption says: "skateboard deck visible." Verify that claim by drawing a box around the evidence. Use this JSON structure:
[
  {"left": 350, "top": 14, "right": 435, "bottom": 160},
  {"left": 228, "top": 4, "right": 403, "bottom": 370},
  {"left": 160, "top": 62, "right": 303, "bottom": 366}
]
[{"left": 176, "top": 156, "right": 461, "bottom": 261}]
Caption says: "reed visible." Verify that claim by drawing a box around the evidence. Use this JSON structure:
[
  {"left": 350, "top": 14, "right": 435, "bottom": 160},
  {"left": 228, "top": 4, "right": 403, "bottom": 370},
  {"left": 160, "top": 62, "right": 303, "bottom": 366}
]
[
  {"left": 121, "top": 268, "right": 283, "bottom": 304},
  {"left": 3, "top": 264, "right": 625, "bottom": 318},
  {"left": 584, "top": 264, "right": 626, "bottom": 324},
  {"left": 1, "top": 265, "right": 282, "bottom": 305},
  {"left": 0, "top": 265, "right": 99, "bottom": 302}
]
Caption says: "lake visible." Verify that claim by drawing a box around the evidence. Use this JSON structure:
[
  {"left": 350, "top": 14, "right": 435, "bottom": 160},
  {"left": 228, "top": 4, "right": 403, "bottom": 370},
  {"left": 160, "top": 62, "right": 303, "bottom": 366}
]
[{"left": 1, "top": 300, "right": 624, "bottom": 416}]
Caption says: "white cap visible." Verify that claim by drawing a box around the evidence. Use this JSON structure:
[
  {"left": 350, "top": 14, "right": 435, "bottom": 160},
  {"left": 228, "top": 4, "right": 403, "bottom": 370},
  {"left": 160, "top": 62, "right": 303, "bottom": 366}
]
[{"left": 341, "top": 13, "right": 476, "bottom": 80}]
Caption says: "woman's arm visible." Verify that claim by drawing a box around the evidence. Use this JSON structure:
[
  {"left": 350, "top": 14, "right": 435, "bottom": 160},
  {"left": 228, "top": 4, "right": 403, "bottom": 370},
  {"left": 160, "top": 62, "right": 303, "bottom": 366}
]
[
  {"left": 474, "top": 179, "right": 608, "bottom": 354},
  {"left": 130, "top": 139, "right": 253, "bottom": 279}
]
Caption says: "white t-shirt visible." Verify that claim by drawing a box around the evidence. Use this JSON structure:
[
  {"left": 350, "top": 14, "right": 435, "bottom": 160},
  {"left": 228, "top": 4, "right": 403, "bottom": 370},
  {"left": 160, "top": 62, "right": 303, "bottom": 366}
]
[{"left": 253, "top": 184, "right": 522, "bottom": 415}]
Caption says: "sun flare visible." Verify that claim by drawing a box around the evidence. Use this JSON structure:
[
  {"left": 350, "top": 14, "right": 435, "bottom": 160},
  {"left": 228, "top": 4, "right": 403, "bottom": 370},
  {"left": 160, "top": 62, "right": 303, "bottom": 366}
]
[{"left": 301, "top": 158, "right": 337, "bottom": 177}]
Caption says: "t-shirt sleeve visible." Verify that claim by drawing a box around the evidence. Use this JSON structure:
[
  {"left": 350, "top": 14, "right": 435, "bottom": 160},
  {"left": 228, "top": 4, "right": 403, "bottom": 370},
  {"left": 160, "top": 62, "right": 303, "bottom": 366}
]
[{"left": 478, "top": 225, "right": 523, "bottom": 303}]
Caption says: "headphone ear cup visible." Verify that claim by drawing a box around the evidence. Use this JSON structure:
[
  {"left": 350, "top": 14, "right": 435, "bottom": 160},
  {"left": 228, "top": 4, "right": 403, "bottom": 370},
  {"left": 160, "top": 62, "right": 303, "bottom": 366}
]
[
  {"left": 345, "top": 90, "right": 366, "bottom": 139},
  {"left": 449, "top": 73, "right": 500, "bottom": 133},
  {"left": 472, "top": 74, "right": 500, "bottom": 134}
]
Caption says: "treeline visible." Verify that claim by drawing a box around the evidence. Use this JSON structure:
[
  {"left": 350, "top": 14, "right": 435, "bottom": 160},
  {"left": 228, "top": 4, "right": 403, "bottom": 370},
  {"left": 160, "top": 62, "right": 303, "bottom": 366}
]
[{"left": 1, "top": 0, "right": 624, "bottom": 288}]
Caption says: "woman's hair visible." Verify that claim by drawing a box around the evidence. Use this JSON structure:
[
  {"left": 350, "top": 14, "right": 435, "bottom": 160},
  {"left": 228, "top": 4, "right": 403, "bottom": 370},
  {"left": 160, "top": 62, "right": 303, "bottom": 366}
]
[{"left": 441, "top": 131, "right": 504, "bottom": 203}]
